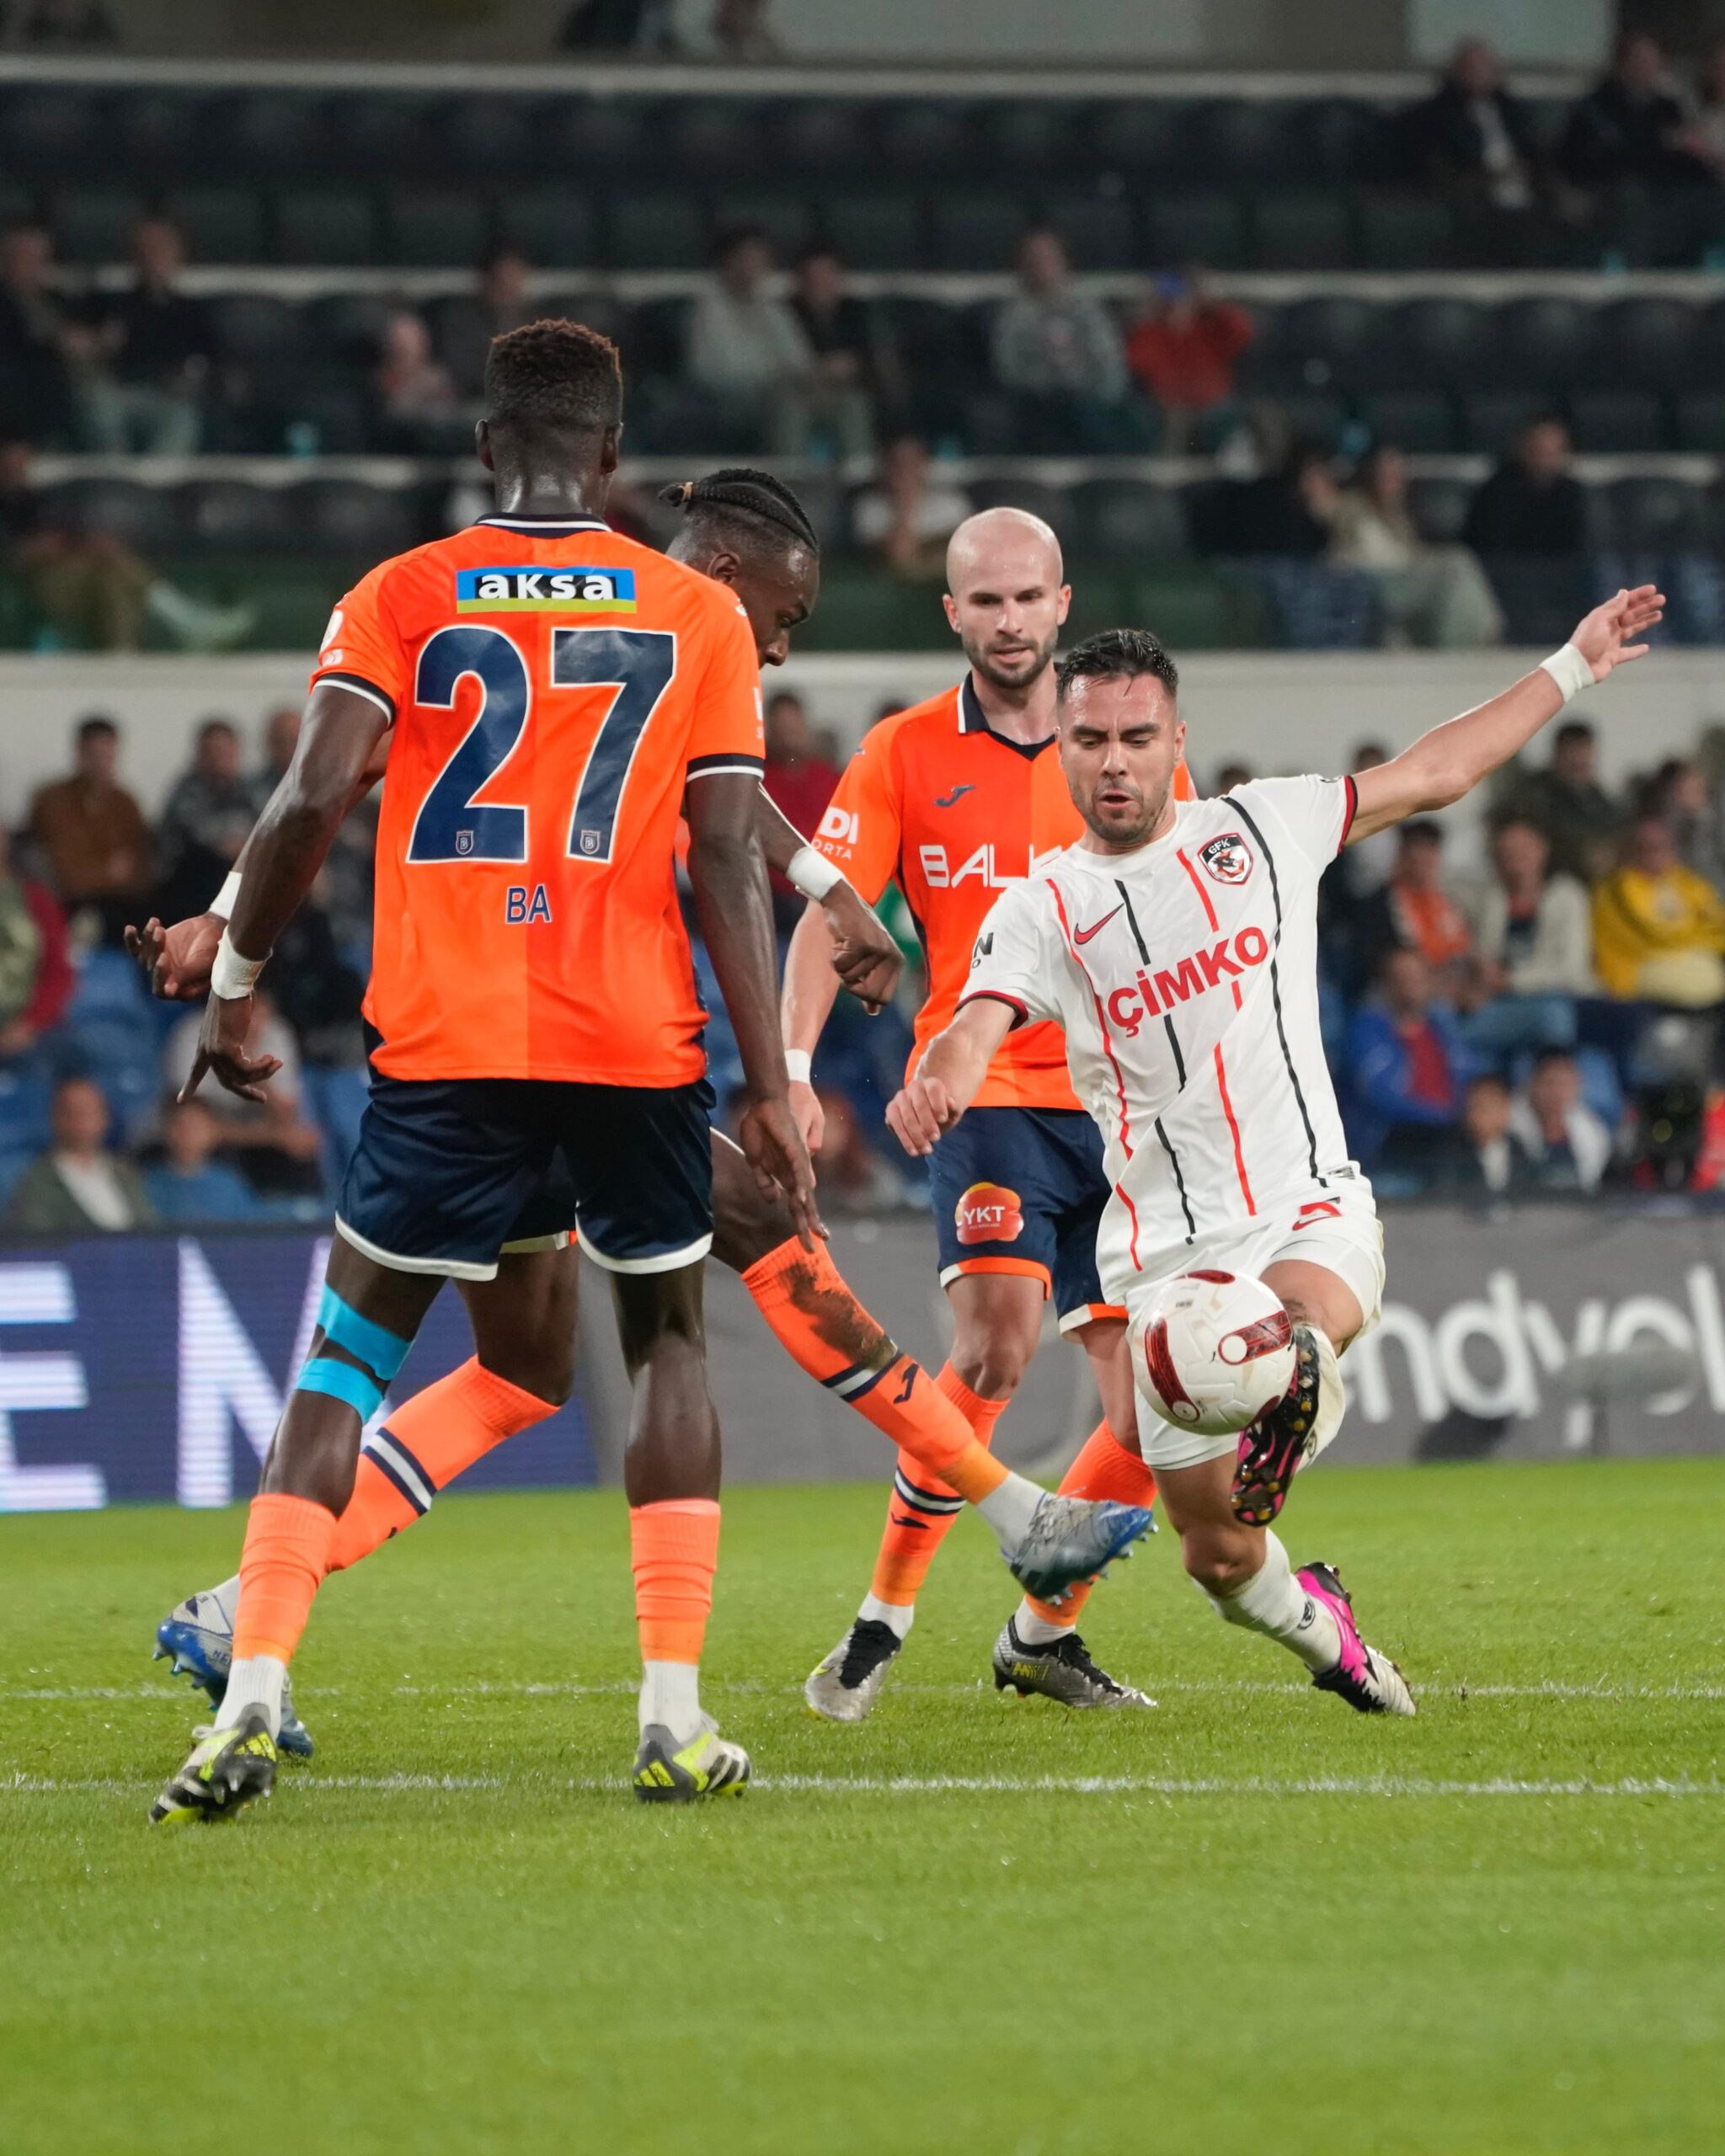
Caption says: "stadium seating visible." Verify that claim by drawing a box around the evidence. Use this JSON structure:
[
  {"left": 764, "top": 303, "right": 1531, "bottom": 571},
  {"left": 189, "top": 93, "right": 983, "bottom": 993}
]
[{"left": 8, "top": 83, "right": 1724, "bottom": 271}]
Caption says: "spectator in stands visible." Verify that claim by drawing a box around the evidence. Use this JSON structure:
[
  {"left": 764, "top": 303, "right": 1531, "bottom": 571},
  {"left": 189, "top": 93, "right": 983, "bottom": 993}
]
[
  {"left": 1682, "top": 40, "right": 1725, "bottom": 177},
  {"left": 157, "top": 717, "right": 255, "bottom": 924},
  {"left": 248, "top": 706, "right": 301, "bottom": 815},
  {"left": 1643, "top": 755, "right": 1725, "bottom": 892},
  {"left": 374, "top": 310, "right": 462, "bottom": 451},
  {"left": 786, "top": 247, "right": 884, "bottom": 461},
  {"left": 1470, "top": 814, "right": 1594, "bottom": 997},
  {"left": 0, "top": 825, "right": 72, "bottom": 1066},
  {"left": 1330, "top": 445, "right": 1503, "bottom": 648},
  {"left": 1407, "top": 37, "right": 1550, "bottom": 256},
  {"left": 1593, "top": 815, "right": 1725, "bottom": 1006},
  {"left": 0, "top": 222, "right": 80, "bottom": 446},
  {"left": 991, "top": 227, "right": 1144, "bottom": 454},
  {"left": 761, "top": 689, "right": 839, "bottom": 935},
  {"left": 1507, "top": 718, "right": 1625, "bottom": 883},
  {"left": 4, "top": 1076, "right": 153, "bottom": 1235},
  {"left": 1320, "top": 742, "right": 1396, "bottom": 996},
  {"left": 1345, "top": 947, "right": 1479, "bottom": 1177},
  {"left": 1562, "top": 32, "right": 1714, "bottom": 195},
  {"left": 438, "top": 247, "right": 539, "bottom": 401},
  {"left": 162, "top": 993, "right": 325, "bottom": 1201},
  {"left": 1365, "top": 818, "right": 1475, "bottom": 999},
  {"left": 0, "top": 436, "right": 253, "bottom": 653},
  {"left": 80, "top": 217, "right": 211, "bottom": 456},
  {"left": 704, "top": 0, "right": 784, "bottom": 60},
  {"left": 851, "top": 434, "right": 973, "bottom": 579},
  {"left": 143, "top": 1098, "right": 266, "bottom": 1225},
  {"left": 1124, "top": 269, "right": 1253, "bottom": 451},
  {"left": 686, "top": 228, "right": 816, "bottom": 454},
  {"left": 1441, "top": 1072, "right": 1536, "bottom": 1198},
  {"left": 1463, "top": 417, "right": 1589, "bottom": 560},
  {"left": 27, "top": 715, "right": 153, "bottom": 946},
  {"left": 809, "top": 1085, "right": 911, "bottom": 1213},
  {"left": 1509, "top": 1049, "right": 1612, "bottom": 1193}
]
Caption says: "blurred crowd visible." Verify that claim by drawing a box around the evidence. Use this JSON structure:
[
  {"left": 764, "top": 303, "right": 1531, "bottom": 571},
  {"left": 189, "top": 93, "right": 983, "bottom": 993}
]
[{"left": 10, "top": 691, "right": 1725, "bottom": 1240}]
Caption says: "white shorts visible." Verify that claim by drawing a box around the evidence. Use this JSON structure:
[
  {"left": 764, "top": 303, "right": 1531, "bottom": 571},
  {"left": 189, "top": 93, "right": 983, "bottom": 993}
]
[{"left": 1123, "top": 1177, "right": 1384, "bottom": 1472}]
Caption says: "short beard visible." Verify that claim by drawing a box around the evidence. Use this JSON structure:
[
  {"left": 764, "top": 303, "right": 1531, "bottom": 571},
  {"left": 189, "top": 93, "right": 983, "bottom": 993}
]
[
  {"left": 964, "top": 625, "right": 1058, "bottom": 695},
  {"left": 1082, "top": 782, "right": 1170, "bottom": 852}
]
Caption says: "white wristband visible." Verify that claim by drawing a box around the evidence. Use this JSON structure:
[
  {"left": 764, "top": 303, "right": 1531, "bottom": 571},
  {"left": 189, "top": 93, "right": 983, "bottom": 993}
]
[
  {"left": 210, "top": 930, "right": 265, "bottom": 1001},
  {"left": 784, "top": 1049, "right": 814, "bottom": 1085},
  {"left": 1539, "top": 643, "right": 1594, "bottom": 706},
  {"left": 787, "top": 844, "right": 843, "bottom": 901},
  {"left": 210, "top": 870, "right": 243, "bottom": 921}
]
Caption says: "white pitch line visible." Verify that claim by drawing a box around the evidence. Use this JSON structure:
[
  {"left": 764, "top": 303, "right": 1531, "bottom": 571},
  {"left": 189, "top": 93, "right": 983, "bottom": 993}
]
[
  {"left": 3, "top": 1769, "right": 1722, "bottom": 1800},
  {"left": 7, "top": 1676, "right": 1724, "bottom": 1705}
]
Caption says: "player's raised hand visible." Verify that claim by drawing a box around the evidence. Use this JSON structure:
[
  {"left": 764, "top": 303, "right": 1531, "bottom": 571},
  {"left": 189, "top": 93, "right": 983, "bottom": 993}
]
[
  {"left": 1571, "top": 584, "right": 1664, "bottom": 680},
  {"left": 820, "top": 883, "right": 903, "bottom": 1015},
  {"left": 179, "top": 990, "right": 282, "bottom": 1107},
  {"left": 886, "top": 1075, "right": 960, "bottom": 1157},
  {"left": 124, "top": 911, "right": 222, "bottom": 1001},
  {"left": 740, "top": 1094, "right": 825, "bottom": 1250}
]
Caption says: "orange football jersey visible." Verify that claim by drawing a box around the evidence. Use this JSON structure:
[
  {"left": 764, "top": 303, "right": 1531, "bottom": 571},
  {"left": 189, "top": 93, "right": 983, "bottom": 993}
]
[
  {"left": 310, "top": 512, "right": 764, "bottom": 1086},
  {"left": 811, "top": 679, "right": 1194, "bottom": 1110}
]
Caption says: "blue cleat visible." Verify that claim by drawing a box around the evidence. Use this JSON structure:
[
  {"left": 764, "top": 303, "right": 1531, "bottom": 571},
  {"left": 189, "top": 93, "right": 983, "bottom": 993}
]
[
  {"left": 154, "top": 1589, "right": 315, "bottom": 1759},
  {"left": 1004, "top": 1495, "right": 1156, "bottom": 1605}
]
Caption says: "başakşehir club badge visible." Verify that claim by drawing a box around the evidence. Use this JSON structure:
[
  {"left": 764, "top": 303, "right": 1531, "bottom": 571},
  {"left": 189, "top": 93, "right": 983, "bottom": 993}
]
[{"left": 1199, "top": 831, "right": 1253, "bottom": 885}]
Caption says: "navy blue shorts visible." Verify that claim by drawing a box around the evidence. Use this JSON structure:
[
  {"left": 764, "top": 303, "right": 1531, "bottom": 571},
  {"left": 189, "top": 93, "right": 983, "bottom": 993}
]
[
  {"left": 337, "top": 1065, "right": 715, "bottom": 1281},
  {"left": 927, "top": 1105, "right": 1121, "bottom": 1331}
]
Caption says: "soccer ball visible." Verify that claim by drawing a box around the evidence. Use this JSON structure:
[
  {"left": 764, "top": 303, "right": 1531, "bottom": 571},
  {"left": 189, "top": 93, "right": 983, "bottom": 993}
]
[{"left": 1132, "top": 1270, "right": 1296, "bottom": 1437}]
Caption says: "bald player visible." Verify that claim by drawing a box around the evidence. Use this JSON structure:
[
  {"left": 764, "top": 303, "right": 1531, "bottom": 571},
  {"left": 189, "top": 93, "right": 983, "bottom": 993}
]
[{"left": 784, "top": 509, "right": 1195, "bottom": 1720}]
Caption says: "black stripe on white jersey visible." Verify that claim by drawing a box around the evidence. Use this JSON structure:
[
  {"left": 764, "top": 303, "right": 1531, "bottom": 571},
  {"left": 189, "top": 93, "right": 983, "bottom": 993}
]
[
  {"left": 1220, "top": 794, "right": 1325, "bottom": 1187},
  {"left": 1118, "top": 880, "right": 1194, "bottom": 1239},
  {"left": 1116, "top": 880, "right": 1186, "bottom": 1087}
]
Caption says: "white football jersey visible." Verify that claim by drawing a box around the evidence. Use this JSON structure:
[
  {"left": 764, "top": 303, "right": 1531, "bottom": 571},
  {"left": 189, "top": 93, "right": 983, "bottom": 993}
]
[{"left": 960, "top": 776, "right": 1368, "bottom": 1298}]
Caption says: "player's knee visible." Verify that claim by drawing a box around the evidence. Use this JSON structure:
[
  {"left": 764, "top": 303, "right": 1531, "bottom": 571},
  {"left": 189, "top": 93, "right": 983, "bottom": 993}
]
[
  {"left": 951, "top": 1337, "right": 1029, "bottom": 1399},
  {"left": 1182, "top": 1527, "right": 1261, "bottom": 1600}
]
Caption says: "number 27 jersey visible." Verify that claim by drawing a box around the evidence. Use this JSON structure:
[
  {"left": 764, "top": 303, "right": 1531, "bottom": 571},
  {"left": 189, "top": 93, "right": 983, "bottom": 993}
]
[{"left": 311, "top": 513, "right": 764, "bottom": 1087}]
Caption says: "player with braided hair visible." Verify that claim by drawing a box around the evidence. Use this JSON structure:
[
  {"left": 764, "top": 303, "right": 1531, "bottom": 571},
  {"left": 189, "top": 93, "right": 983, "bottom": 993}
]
[{"left": 136, "top": 399, "right": 1148, "bottom": 1803}]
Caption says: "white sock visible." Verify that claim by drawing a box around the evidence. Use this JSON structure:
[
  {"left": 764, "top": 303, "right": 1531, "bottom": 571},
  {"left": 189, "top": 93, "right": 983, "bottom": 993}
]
[
  {"left": 858, "top": 1593, "right": 914, "bottom": 1641},
  {"left": 1209, "top": 1531, "right": 1342, "bottom": 1673},
  {"left": 975, "top": 1470, "right": 1044, "bottom": 1552},
  {"left": 639, "top": 1660, "right": 702, "bottom": 1745},
  {"left": 1012, "top": 1600, "right": 1073, "bottom": 1646},
  {"left": 198, "top": 1576, "right": 241, "bottom": 1630},
  {"left": 215, "top": 1654, "right": 286, "bottom": 1738}
]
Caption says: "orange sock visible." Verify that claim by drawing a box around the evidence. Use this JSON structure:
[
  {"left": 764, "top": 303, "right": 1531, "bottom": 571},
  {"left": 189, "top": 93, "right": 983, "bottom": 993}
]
[
  {"left": 232, "top": 1492, "right": 338, "bottom": 1664},
  {"left": 1022, "top": 1422, "right": 1158, "bottom": 1630},
  {"left": 326, "top": 1358, "right": 557, "bottom": 1572},
  {"left": 868, "top": 1364, "right": 1009, "bottom": 1609},
  {"left": 629, "top": 1497, "right": 721, "bottom": 1666},
  {"left": 740, "top": 1238, "right": 1006, "bottom": 1505}
]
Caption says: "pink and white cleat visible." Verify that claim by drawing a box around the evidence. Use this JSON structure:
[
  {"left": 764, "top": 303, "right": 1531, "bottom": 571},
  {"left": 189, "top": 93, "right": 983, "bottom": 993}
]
[{"left": 1297, "top": 1561, "right": 1415, "bottom": 1716}]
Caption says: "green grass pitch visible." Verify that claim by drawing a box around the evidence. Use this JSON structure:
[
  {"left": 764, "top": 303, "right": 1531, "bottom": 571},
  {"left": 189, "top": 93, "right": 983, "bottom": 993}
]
[{"left": 3, "top": 1460, "right": 1722, "bottom": 2155}]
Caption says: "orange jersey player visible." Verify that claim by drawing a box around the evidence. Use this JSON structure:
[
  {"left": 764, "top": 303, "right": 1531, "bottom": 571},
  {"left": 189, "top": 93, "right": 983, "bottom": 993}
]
[
  {"left": 149, "top": 323, "right": 822, "bottom": 1819},
  {"left": 785, "top": 505, "right": 1193, "bottom": 1722}
]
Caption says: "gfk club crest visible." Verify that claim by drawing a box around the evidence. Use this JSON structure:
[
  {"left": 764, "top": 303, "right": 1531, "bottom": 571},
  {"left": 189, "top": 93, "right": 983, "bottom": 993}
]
[{"left": 1199, "top": 831, "right": 1252, "bottom": 884}]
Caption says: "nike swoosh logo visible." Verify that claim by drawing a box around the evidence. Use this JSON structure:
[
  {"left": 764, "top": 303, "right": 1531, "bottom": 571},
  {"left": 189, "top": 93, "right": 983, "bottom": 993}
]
[
  {"left": 933, "top": 785, "right": 975, "bottom": 808},
  {"left": 1072, "top": 905, "right": 1124, "bottom": 945}
]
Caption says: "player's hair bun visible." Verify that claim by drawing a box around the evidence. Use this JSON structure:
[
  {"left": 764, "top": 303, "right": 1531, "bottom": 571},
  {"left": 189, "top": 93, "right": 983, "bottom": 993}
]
[{"left": 659, "top": 467, "right": 820, "bottom": 556}]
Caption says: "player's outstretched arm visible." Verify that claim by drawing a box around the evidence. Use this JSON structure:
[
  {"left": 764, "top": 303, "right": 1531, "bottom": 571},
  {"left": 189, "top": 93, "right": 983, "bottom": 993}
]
[
  {"left": 689, "top": 770, "right": 823, "bottom": 1250},
  {"left": 1348, "top": 584, "right": 1664, "bottom": 845},
  {"left": 181, "top": 682, "right": 390, "bottom": 1105},
  {"left": 885, "top": 998, "right": 1015, "bottom": 1158},
  {"left": 753, "top": 788, "right": 902, "bottom": 1014},
  {"left": 781, "top": 898, "right": 847, "bottom": 1152}
]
